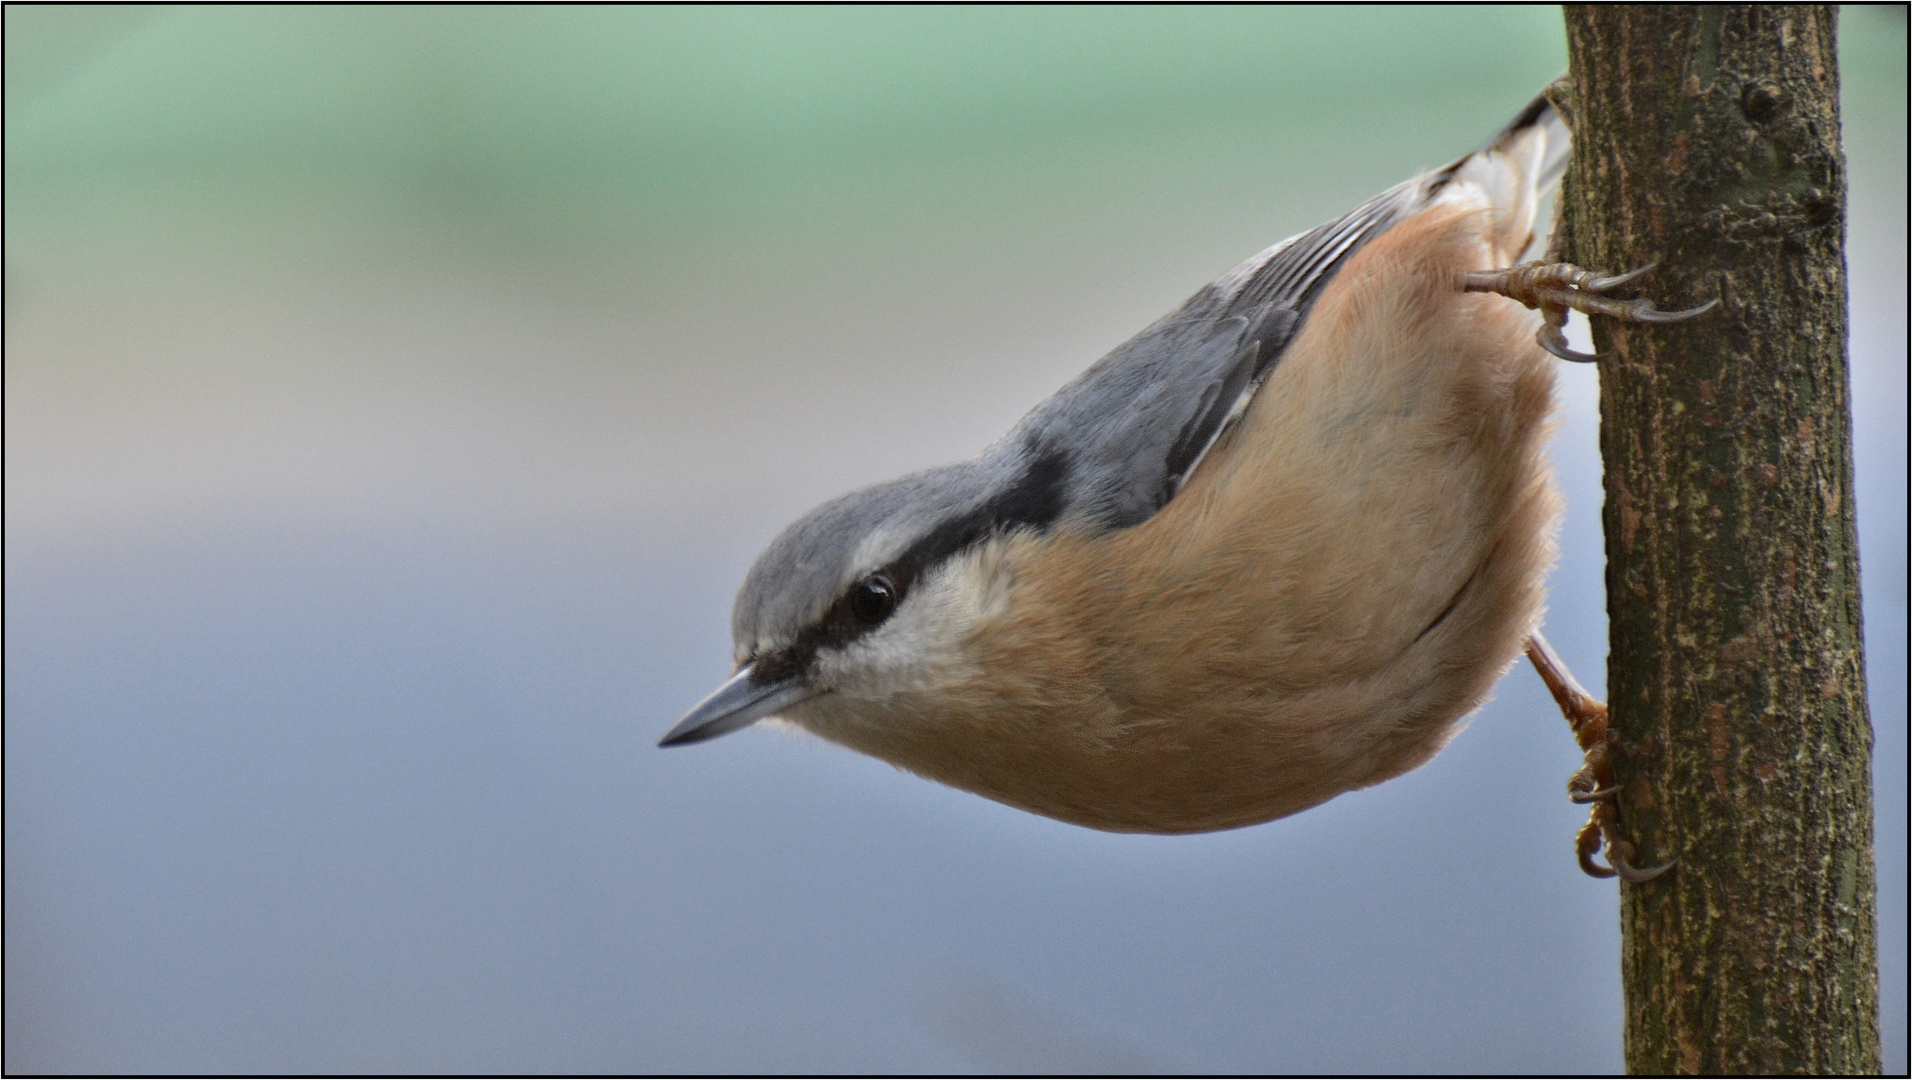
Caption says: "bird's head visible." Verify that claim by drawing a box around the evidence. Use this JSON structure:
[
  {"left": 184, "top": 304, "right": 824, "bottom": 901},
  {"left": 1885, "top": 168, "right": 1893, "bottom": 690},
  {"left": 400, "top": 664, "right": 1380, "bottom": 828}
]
[{"left": 659, "top": 444, "right": 1070, "bottom": 747}]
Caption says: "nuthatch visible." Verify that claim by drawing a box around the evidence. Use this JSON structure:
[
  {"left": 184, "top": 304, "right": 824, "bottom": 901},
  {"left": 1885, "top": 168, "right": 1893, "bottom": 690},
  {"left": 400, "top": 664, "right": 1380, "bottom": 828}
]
[{"left": 662, "top": 88, "right": 1710, "bottom": 876}]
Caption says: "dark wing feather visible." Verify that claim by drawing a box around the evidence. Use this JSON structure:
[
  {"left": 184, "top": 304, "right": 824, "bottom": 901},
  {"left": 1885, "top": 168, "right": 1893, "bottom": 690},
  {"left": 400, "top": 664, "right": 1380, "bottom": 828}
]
[{"left": 1003, "top": 178, "right": 1430, "bottom": 532}]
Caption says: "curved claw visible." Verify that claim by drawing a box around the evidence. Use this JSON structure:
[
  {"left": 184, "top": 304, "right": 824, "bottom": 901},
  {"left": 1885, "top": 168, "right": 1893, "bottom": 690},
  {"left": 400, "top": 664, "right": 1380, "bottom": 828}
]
[
  {"left": 1569, "top": 784, "right": 1619, "bottom": 804},
  {"left": 1609, "top": 850, "right": 1677, "bottom": 884},
  {"left": 1584, "top": 260, "right": 1659, "bottom": 291},
  {"left": 1579, "top": 848, "right": 1619, "bottom": 879},
  {"left": 1626, "top": 296, "right": 1720, "bottom": 324},
  {"left": 1539, "top": 324, "right": 1604, "bottom": 363}
]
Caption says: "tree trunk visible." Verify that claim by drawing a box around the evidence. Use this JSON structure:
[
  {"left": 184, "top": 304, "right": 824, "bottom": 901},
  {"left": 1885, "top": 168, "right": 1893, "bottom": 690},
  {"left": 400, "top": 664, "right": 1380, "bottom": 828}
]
[{"left": 1554, "top": 6, "right": 1879, "bottom": 1075}]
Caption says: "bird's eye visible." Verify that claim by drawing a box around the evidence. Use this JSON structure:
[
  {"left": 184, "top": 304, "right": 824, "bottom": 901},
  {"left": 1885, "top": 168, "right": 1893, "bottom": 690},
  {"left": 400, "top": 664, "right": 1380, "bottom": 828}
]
[{"left": 847, "top": 575, "right": 898, "bottom": 626}]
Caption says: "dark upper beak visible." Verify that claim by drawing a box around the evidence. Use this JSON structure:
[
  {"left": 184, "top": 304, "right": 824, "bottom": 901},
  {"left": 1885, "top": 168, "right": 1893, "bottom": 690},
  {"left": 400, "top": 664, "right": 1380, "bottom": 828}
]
[{"left": 658, "top": 665, "right": 818, "bottom": 747}]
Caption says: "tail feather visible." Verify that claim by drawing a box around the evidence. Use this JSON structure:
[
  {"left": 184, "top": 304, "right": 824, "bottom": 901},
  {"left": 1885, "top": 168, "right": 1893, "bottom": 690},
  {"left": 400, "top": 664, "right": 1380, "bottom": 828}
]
[
  {"left": 1433, "top": 86, "right": 1571, "bottom": 265},
  {"left": 1487, "top": 87, "right": 1572, "bottom": 194}
]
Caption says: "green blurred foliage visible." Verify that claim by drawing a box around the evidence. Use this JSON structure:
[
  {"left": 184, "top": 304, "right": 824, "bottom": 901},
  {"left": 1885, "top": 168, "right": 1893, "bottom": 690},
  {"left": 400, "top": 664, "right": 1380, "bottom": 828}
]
[{"left": 5, "top": 7, "right": 1573, "bottom": 255}]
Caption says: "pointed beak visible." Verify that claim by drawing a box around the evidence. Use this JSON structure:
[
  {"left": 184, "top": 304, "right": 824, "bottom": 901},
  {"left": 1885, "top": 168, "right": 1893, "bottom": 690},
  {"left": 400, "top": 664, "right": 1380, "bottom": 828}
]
[{"left": 658, "top": 665, "right": 818, "bottom": 747}]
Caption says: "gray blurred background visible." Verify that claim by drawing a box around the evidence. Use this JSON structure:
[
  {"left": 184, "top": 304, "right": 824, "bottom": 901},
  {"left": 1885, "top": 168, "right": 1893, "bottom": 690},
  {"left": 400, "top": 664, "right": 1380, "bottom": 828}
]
[{"left": 5, "top": 6, "right": 1903, "bottom": 1074}]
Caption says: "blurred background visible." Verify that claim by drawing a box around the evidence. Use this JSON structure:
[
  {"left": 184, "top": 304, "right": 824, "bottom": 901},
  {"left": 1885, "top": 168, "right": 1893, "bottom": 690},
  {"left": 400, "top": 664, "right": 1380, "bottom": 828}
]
[{"left": 5, "top": 6, "right": 1903, "bottom": 1073}]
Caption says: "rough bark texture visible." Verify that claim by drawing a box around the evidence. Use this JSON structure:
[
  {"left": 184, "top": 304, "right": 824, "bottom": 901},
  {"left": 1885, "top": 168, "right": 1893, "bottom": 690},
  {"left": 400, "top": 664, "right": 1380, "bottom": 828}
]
[{"left": 1554, "top": 6, "right": 1879, "bottom": 1075}]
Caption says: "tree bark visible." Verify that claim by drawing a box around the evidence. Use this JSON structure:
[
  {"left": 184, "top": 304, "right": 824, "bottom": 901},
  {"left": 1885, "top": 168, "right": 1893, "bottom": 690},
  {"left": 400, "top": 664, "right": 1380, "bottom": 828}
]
[{"left": 1554, "top": 6, "right": 1879, "bottom": 1075}]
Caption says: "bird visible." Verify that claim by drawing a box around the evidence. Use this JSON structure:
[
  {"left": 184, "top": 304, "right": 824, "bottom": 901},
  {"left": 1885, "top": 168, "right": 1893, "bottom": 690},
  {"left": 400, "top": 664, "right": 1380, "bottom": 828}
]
[{"left": 660, "top": 86, "right": 1709, "bottom": 873}]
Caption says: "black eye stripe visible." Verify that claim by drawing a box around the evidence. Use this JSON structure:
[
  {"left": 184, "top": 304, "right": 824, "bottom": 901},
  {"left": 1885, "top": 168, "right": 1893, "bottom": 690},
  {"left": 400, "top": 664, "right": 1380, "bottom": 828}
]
[
  {"left": 880, "top": 439, "right": 1069, "bottom": 591},
  {"left": 756, "top": 572, "right": 906, "bottom": 681},
  {"left": 755, "top": 443, "right": 1072, "bottom": 685}
]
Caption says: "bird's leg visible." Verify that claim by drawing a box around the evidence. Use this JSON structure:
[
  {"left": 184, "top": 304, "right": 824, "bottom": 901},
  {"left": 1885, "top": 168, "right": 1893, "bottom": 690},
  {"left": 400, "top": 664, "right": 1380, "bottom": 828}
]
[
  {"left": 1463, "top": 261, "right": 1719, "bottom": 363},
  {"left": 1526, "top": 632, "right": 1674, "bottom": 883}
]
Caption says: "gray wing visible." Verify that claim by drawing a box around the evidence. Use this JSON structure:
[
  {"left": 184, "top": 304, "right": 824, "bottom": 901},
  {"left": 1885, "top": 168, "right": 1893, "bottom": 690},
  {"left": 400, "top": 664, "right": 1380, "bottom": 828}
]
[{"left": 1001, "top": 177, "right": 1432, "bottom": 532}]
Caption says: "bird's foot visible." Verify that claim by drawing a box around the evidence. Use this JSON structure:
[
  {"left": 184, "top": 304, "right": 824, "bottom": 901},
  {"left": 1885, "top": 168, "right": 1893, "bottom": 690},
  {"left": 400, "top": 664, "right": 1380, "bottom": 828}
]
[
  {"left": 1463, "top": 260, "right": 1718, "bottom": 363},
  {"left": 1527, "top": 632, "right": 1675, "bottom": 883}
]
